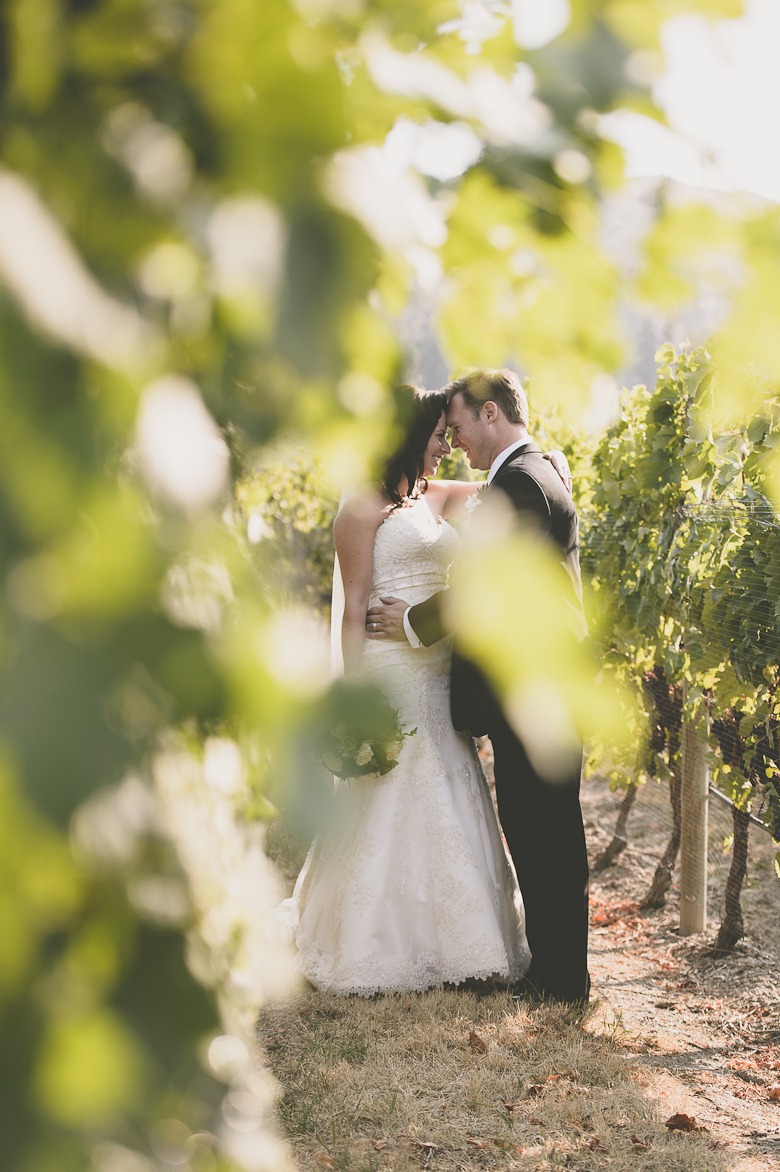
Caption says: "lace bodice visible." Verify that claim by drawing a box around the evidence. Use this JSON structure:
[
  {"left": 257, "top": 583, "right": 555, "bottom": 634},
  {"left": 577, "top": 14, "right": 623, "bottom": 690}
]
[
  {"left": 369, "top": 495, "right": 459, "bottom": 609},
  {"left": 361, "top": 495, "right": 458, "bottom": 686}
]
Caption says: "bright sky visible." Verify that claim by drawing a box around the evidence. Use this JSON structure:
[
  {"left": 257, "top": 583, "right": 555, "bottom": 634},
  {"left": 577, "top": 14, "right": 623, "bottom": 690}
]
[{"left": 602, "top": 0, "right": 780, "bottom": 203}]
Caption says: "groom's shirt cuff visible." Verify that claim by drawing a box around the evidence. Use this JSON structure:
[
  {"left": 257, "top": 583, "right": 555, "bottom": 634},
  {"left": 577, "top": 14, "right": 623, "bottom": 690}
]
[{"left": 403, "top": 608, "right": 423, "bottom": 649}]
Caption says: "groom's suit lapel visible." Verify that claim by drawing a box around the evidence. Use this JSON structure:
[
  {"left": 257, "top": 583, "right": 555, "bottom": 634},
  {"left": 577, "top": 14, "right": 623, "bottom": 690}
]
[{"left": 488, "top": 440, "right": 541, "bottom": 486}]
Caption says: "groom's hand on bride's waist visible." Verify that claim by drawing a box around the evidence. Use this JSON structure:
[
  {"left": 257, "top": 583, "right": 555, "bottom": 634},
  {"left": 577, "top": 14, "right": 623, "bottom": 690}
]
[{"left": 366, "top": 597, "right": 408, "bottom": 641}]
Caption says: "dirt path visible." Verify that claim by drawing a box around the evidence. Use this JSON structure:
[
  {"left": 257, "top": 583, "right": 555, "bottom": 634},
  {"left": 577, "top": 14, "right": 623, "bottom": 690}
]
[{"left": 583, "top": 775, "right": 780, "bottom": 1170}]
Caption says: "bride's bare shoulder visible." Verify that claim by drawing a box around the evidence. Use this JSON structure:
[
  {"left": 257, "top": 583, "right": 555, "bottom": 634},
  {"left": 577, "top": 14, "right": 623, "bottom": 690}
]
[{"left": 333, "top": 488, "right": 389, "bottom": 536}]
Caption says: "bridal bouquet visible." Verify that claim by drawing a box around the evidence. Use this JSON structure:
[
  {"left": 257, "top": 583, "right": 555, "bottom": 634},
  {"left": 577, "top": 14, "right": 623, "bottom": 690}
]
[{"left": 316, "top": 679, "right": 416, "bottom": 781}]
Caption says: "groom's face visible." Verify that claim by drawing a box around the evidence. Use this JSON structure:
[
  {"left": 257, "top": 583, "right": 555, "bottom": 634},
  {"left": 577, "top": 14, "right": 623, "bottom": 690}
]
[{"left": 447, "top": 392, "right": 491, "bottom": 470}]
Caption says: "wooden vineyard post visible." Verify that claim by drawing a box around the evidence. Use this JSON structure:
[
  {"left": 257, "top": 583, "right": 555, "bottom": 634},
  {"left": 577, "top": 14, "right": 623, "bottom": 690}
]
[{"left": 679, "top": 711, "right": 709, "bottom": 935}]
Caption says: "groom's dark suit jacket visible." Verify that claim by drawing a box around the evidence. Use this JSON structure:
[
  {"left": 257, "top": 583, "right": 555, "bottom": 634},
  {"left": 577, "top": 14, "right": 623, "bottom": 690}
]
[{"left": 408, "top": 442, "right": 584, "bottom": 737}]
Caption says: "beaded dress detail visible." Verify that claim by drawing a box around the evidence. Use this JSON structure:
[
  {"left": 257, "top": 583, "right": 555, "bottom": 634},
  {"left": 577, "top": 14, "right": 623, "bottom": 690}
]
[{"left": 286, "top": 496, "right": 530, "bottom": 994}]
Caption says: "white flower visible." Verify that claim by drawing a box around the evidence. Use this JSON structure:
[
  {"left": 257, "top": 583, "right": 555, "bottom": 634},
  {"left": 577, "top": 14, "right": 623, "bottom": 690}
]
[
  {"left": 464, "top": 486, "right": 485, "bottom": 513},
  {"left": 355, "top": 741, "right": 374, "bottom": 767},
  {"left": 386, "top": 738, "right": 404, "bottom": 761}
]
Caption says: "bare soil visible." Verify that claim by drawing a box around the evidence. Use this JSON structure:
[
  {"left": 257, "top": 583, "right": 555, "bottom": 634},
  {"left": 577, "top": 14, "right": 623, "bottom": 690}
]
[{"left": 583, "top": 773, "right": 780, "bottom": 1170}]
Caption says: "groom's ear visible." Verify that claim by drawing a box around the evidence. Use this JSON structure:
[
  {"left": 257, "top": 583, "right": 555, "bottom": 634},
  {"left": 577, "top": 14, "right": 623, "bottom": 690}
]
[{"left": 483, "top": 400, "right": 499, "bottom": 423}]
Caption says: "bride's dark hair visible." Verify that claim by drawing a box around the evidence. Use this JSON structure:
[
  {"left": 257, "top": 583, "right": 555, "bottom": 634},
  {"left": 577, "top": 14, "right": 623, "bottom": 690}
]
[{"left": 382, "top": 385, "right": 447, "bottom": 508}]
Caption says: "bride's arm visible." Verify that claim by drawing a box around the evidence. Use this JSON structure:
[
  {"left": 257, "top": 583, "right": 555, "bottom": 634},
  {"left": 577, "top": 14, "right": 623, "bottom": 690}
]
[
  {"left": 430, "top": 450, "right": 572, "bottom": 519},
  {"left": 333, "top": 495, "right": 386, "bottom": 676},
  {"left": 425, "top": 479, "right": 483, "bottom": 521}
]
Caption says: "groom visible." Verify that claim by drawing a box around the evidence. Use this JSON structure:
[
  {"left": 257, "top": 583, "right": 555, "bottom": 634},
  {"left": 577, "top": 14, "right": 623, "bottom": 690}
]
[{"left": 368, "top": 369, "right": 590, "bottom": 1004}]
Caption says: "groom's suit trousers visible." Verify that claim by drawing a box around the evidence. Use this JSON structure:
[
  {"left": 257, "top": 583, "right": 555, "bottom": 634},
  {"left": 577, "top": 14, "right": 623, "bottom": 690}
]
[{"left": 489, "top": 719, "right": 590, "bottom": 1003}]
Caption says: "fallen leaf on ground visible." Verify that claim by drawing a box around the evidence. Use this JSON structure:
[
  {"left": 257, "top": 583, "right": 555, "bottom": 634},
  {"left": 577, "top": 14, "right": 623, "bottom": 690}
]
[
  {"left": 314, "top": 1154, "right": 335, "bottom": 1168},
  {"left": 372, "top": 1140, "right": 389, "bottom": 1150},
  {"left": 468, "top": 1029, "right": 487, "bottom": 1054},
  {"left": 590, "top": 898, "right": 641, "bottom": 926},
  {"left": 726, "top": 1058, "right": 761, "bottom": 1072},
  {"left": 493, "top": 1138, "right": 522, "bottom": 1152},
  {"left": 665, "top": 1113, "right": 707, "bottom": 1132},
  {"left": 465, "top": 1137, "right": 491, "bottom": 1148},
  {"left": 630, "top": 1134, "right": 650, "bottom": 1150},
  {"left": 768, "top": 1086, "right": 780, "bottom": 1101}
]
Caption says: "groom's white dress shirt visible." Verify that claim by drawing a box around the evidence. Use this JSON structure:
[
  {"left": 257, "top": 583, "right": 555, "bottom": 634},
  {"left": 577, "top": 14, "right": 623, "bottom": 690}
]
[{"left": 401, "top": 438, "right": 533, "bottom": 648}]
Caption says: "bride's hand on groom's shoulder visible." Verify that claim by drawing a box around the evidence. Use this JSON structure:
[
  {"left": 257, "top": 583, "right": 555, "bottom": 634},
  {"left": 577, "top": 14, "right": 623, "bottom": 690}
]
[{"left": 545, "top": 449, "right": 572, "bottom": 494}]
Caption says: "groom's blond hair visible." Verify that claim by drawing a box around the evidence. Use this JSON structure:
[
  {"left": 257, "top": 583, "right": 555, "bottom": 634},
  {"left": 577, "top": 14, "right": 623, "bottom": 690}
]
[{"left": 445, "top": 369, "right": 528, "bottom": 427}]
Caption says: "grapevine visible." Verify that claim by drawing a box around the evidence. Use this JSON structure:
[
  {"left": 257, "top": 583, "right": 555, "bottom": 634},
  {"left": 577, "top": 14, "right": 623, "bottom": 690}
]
[{"left": 582, "top": 344, "right": 780, "bottom": 946}]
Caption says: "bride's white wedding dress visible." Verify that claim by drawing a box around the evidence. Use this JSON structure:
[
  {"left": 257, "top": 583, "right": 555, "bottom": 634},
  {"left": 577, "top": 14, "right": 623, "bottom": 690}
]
[{"left": 285, "top": 495, "right": 530, "bottom": 994}]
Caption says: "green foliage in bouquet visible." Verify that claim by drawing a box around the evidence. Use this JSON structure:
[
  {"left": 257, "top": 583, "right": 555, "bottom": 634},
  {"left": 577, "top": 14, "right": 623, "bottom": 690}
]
[{"left": 314, "top": 679, "right": 416, "bottom": 782}]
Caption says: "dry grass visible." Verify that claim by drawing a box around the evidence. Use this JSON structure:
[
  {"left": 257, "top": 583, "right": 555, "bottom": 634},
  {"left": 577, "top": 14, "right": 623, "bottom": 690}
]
[{"left": 260, "top": 987, "right": 730, "bottom": 1171}]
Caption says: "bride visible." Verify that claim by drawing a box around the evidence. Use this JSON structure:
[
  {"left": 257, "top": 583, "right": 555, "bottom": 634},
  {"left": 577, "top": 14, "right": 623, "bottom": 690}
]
[{"left": 284, "top": 387, "right": 536, "bottom": 995}]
